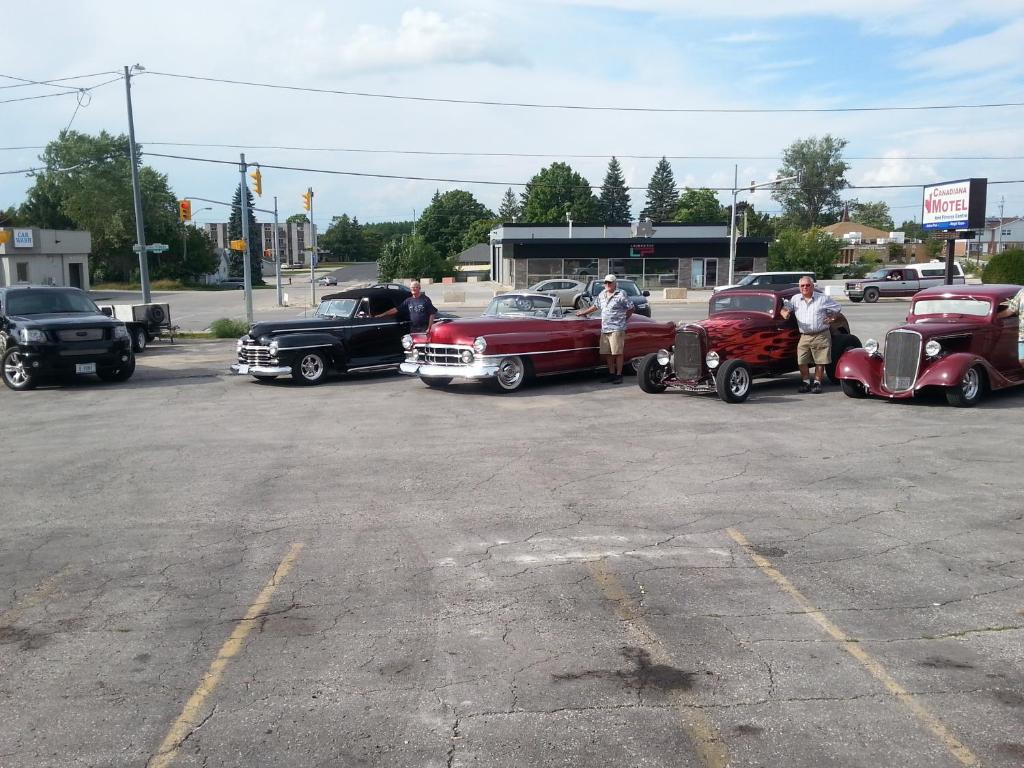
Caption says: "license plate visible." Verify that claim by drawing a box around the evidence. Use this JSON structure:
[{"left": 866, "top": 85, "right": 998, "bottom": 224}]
[
  {"left": 235, "top": 364, "right": 250, "bottom": 374},
  {"left": 76, "top": 363, "right": 97, "bottom": 374}
]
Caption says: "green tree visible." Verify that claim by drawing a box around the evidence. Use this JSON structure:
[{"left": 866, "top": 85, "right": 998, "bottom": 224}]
[
  {"left": 598, "top": 157, "right": 631, "bottom": 225},
  {"left": 899, "top": 220, "right": 926, "bottom": 241},
  {"left": 227, "top": 183, "right": 264, "bottom": 284},
  {"left": 673, "top": 187, "right": 725, "bottom": 225},
  {"left": 286, "top": 213, "right": 309, "bottom": 224},
  {"left": 498, "top": 187, "right": 521, "bottom": 222},
  {"left": 377, "top": 235, "right": 451, "bottom": 282},
  {"left": 773, "top": 135, "right": 849, "bottom": 228},
  {"left": 767, "top": 228, "right": 841, "bottom": 278},
  {"left": 319, "top": 214, "right": 371, "bottom": 262},
  {"left": 640, "top": 157, "right": 678, "bottom": 222},
  {"left": 461, "top": 217, "right": 500, "bottom": 251},
  {"left": 521, "top": 162, "right": 599, "bottom": 223},
  {"left": 733, "top": 203, "right": 776, "bottom": 238},
  {"left": 0, "top": 206, "right": 24, "bottom": 226},
  {"left": 849, "top": 200, "right": 894, "bottom": 231},
  {"left": 416, "top": 189, "right": 493, "bottom": 259},
  {"left": 981, "top": 248, "right": 1024, "bottom": 284}
]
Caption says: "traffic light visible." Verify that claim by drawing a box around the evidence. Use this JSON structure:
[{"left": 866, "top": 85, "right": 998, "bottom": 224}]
[
  {"left": 178, "top": 199, "right": 192, "bottom": 222},
  {"left": 302, "top": 188, "right": 313, "bottom": 212},
  {"left": 249, "top": 167, "right": 263, "bottom": 196}
]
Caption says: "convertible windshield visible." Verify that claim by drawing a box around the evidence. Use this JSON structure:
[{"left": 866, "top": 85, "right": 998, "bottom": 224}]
[
  {"left": 314, "top": 298, "right": 357, "bottom": 318},
  {"left": 913, "top": 298, "right": 991, "bottom": 317},
  {"left": 710, "top": 293, "right": 775, "bottom": 315},
  {"left": 484, "top": 295, "right": 556, "bottom": 318},
  {"left": 6, "top": 289, "right": 99, "bottom": 315}
]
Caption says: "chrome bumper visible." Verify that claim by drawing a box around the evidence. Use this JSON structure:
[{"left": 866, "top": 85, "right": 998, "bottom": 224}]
[
  {"left": 399, "top": 361, "right": 500, "bottom": 379},
  {"left": 230, "top": 363, "right": 292, "bottom": 376}
]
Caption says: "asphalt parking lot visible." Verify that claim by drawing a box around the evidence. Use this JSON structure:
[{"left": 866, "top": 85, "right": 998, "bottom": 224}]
[{"left": 2, "top": 301, "right": 1022, "bottom": 768}]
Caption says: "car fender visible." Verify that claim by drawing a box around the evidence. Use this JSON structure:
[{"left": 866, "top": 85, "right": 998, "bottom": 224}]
[
  {"left": 836, "top": 347, "right": 881, "bottom": 387},
  {"left": 477, "top": 328, "right": 581, "bottom": 356},
  {"left": 273, "top": 332, "right": 347, "bottom": 366},
  {"left": 916, "top": 352, "right": 997, "bottom": 390}
]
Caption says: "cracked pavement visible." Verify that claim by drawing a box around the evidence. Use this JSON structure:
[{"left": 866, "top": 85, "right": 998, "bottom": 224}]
[{"left": 0, "top": 300, "right": 1022, "bottom": 767}]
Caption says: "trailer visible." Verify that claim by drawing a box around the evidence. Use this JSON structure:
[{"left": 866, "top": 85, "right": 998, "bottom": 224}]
[{"left": 96, "top": 302, "right": 174, "bottom": 352}]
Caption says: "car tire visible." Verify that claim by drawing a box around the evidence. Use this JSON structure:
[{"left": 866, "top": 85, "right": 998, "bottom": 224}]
[
  {"left": 945, "top": 365, "right": 986, "bottom": 408},
  {"left": 715, "top": 359, "right": 751, "bottom": 403},
  {"left": 573, "top": 296, "right": 584, "bottom": 310},
  {"left": 637, "top": 352, "right": 668, "bottom": 394},
  {"left": 1, "top": 348, "right": 36, "bottom": 391},
  {"left": 489, "top": 356, "right": 529, "bottom": 393},
  {"left": 132, "top": 327, "right": 148, "bottom": 353},
  {"left": 849, "top": 297, "right": 863, "bottom": 303},
  {"left": 96, "top": 355, "right": 136, "bottom": 383},
  {"left": 421, "top": 376, "right": 453, "bottom": 388},
  {"left": 863, "top": 287, "right": 879, "bottom": 303},
  {"left": 825, "top": 334, "right": 862, "bottom": 384},
  {"left": 840, "top": 379, "right": 868, "bottom": 399},
  {"left": 292, "top": 352, "right": 328, "bottom": 385}
]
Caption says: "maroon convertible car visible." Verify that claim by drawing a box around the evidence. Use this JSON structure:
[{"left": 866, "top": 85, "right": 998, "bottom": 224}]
[{"left": 399, "top": 291, "right": 676, "bottom": 392}]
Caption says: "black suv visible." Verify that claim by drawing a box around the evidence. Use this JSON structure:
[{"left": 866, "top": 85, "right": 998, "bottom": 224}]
[
  {"left": 231, "top": 284, "right": 415, "bottom": 385},
  {"left": 0, "top": 286, "right": 135, "bottom": 391}
]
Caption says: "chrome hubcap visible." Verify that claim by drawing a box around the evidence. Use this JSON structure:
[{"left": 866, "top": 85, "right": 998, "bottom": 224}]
[
  {"left": 496, "top": 357, "right": 524, "bottom": 388},
  {"left": 300, "top": 355, "right": 324, "bottom": 380},
  {"left": 961, "top": 368, "right": 979, "bottom": 400},
  {"left": 729, "top": 368, "right": 750, "bottom": 396},
  {"left": 4, "top": 352, "right": 29, "bottom": 386}
]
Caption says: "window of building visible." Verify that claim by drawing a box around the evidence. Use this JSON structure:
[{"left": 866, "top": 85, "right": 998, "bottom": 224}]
[
  {"left": 16, "top": 262, "right": 29, "bottom": 282},
  {"left": 608, "top": 258, "right": 679, "bottom": 290},
  {"left": 525, "top": 258, "right": 563, "bottom": 285},
  {"left": 564, "top": 258, "right": 598, "bottom": 281}
]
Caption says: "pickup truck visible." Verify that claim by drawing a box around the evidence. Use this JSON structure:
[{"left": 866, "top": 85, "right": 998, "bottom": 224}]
[{"left": 844, "top": 262, "right": 965, "bottom": 303}]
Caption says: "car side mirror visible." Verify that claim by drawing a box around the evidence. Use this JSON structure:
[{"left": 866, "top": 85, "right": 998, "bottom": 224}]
[
  {"left": 642, "top": 290, "right": 650, "bottom": 297},
  {"left": 100, "top": 306, "right": 113, "bottom": 317}
]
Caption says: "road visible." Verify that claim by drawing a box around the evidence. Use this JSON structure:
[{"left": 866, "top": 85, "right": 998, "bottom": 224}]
[{"left": 1, "top": 323, "right": 1022, "bottom": 767}]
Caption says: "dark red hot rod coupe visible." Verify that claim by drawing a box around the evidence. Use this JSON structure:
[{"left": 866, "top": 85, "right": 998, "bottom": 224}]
[
  {"left": 398, "top": 291, "right": 675, "bottom": 392},
  {"left": 837, "top": 283, "right": 1024, "bottom": 407}
]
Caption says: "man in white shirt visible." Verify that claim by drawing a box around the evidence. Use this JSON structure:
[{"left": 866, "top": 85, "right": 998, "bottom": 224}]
[{"left": 780, "top": 278, "right": 841, "bottom": 393}]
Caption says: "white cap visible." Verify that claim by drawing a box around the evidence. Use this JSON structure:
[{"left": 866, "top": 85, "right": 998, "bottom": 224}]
[{"left": 603, "top": 274, "right": 617, "bottom": 283}]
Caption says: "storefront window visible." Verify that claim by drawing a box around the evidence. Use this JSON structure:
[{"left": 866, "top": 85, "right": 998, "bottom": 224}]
[
  {"left": 526, "top": 258, "right": 562, "bottom": 285},
  {"left": 640, "top": 259, "right": 678, "bottom": 290},
  {"left": 608, "top": 258, "right": 643, "bottom": 284},
  {"left": 564, "top": 259, "right": 598, "bottom": 282}
]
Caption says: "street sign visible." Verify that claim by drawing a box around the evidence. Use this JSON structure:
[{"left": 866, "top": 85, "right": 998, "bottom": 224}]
[
  {"left": 229, "top": 239, "right": 247, "bottom": 251},
  {"left": 132, "top": 243, "right": 170, "bottom": 253}
]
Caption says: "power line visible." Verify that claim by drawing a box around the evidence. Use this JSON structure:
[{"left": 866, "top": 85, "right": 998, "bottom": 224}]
[
  {"left": 144, "top": 70, "right": 1024, "bottom": 114},
  {"left": 0, "top": 70, "right": 122, "bottom": 90},
  {"left": 0, "top": 74, "right": 123, "bottom": 106}
]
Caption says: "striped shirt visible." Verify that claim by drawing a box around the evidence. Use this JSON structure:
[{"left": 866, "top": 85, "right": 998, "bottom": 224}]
[{"left": 784, "top": 291, "right": 841, "bottom": 334}]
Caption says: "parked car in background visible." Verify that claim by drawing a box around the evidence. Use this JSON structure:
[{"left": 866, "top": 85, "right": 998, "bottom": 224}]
[
  {"left": 230, "top": 284, "right": 413, "bottom": 385},
  {"left": 399, "top": 291, "right": 675, "bottom": 392},
  {"left": 0, "top": 286, "right": 135, "bottom": 391},
  {"left": 636, "top": 287, "right": 859, "bottom": 403},
  {"left": 713, "top": 271, "right": 815, "bottom": 293},
  {"left": 318, "top": 275, "right": 338, "bottom": 286},
  {"left": 574, "top": 278, "right": 652, "bottom": 316},
  {"left": 844, "top": 261, "right": 964, "bottom": 303},
  {"left": 217, "top": 278, "right": 246, "bottom": 290},
  {"left": 528, "top": 278, "right": 585, "bottom": 307},
  {"left": 837, "top": 284, "right": 1024, "bottom": 407}
]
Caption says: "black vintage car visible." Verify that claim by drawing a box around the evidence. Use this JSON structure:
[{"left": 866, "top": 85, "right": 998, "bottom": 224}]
[
  {"left": 0, "top": 286, "right": 135, "bottom": 391},
  {"left": 231, "top": 284, "right": 416, "bottom": 384}
]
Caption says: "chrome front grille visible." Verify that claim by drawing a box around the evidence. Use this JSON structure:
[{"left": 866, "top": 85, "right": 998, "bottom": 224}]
[
  {"left": 882, "top": 330, "right": 921, "bottom": 392},
  {"left": 422, "top": 344, "right": 469, "bottom": 367},
  {"left": 239, "top": 344, "right": 272, "bottom": 366},
  {"left": 56, "top": 328, "right": 105, "bottom": 341},
  {"left": 674, "top": 329, "right": 702, "bottom": 380}
]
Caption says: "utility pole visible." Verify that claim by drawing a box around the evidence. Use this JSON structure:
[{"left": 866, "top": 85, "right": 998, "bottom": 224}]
[
  {"left": 123, "top": 65, "right": 150, "bottom": 303},
  {"left": 309, "top": 189, "right": 317, "bottom": 306},
  {"left": 997, "top": 196, "right": 1005, "bottom": 255},
  {"left": 273, "top": 196, "right": 283, "bottom": 306},
  {"left": 239, "top": 153, "right": 253, "bottom": 325}
]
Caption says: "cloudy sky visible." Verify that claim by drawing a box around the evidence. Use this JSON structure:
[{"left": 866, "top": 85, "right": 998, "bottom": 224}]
[{"left": 3, "top": 0, "right": 1024, "bottom": 231}]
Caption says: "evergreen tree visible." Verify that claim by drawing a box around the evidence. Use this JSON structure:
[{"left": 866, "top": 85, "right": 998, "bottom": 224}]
[
  {"left": 498, "top": 187, "right": 522, "bottom": 222},
  {"left": 228, "top": 183, "right": 264, "bottom": 284},
  {"left": 640, "top": 157, "right": 678, "bottom": 222},
  {"left": 598, "top": 157, "right": 631, "bottom": 225}
]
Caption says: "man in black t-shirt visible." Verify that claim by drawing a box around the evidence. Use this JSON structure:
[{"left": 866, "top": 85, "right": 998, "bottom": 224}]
[{"left": 377, "top": 280, "right": 437, "bottom": 333}]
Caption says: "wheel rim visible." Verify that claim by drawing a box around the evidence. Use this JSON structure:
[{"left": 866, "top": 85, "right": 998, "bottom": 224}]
[
  {"left": 728, "top": 367, "right": 750, "bottom": 397},
  {"left": 300, "top": 354, "right": 324, "bottom": 381},
  {"left": 136, "top": 330, "right": 146, "bottom": 349},
  {"left": 646, "top": 364, "right": 667, "bottom": 387},
  {"left": 961, "top": 368, "right": 980, "bottom": 400},
  {"left": 4, "top": 352, "right": 29, "bottom": 386},
  {"left": 496, "top": 357, "right": 525, "bottom": 389}
]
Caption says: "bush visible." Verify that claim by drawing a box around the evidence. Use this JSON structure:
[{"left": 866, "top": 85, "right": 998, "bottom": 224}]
[
  {"left": 981, "top": 249, "right": 1024, "bottom": 284},
  {"left": 209, "top": 318, "right": 249, "bottom": 338}
]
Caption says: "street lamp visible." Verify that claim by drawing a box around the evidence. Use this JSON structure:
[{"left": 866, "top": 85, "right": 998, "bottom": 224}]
[{"left": 727, "top": 165, "right": 799, "bottom": 286}]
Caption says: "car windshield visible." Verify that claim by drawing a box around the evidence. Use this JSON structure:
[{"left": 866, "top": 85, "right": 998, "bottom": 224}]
[
  {"left": 484, "top": 295, "right": 555, "bottom": 318},
  {"left": 314, "top": 298, "right": 357, "bottom": 318},
  {"left": 710, "top": 293, "right": 775, "bottom": 315},
  {"left": 591, "top": 280, "right": 640, "bottom": 296},
  {"left": 865, "top": 269, "right": 889, "bottom": 280},
  {"left": 912, "top": 297, "right": 991, "bottom": 317},
  {"left": 735, "top": 275, "right": 759, "bottom": 287},
  {"left": 6, "top": 289, "right": 99, "bottom": 315}
]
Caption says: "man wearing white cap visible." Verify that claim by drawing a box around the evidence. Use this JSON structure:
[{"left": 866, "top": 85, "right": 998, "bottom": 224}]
[{"left": 576, "top": 274, "right": 634, "bottom": 384}]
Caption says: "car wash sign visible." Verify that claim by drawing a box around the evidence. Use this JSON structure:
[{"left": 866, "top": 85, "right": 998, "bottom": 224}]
[{"left": 922, "top": 178, "right": 986, "bottom": 231}]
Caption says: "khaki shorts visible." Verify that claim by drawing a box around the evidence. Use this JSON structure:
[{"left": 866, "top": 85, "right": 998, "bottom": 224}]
[
  {"left": 600, "top": 330, "right": 626, "bottom": 355},
  {"left": 797, "top": 331, "right": 832, "bottom": 366}
]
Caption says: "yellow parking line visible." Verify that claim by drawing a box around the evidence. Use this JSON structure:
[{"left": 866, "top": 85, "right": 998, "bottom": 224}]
[
  {"left": 0, "top": 565, "right": 71, "bottom": 629},
  {"left": 149, "top": 542, "right": 304, "bottom": 768},
  {"left": 587, "top": 560, "right": 729, "bottom": 768},
  {"left": 727, "top": 528, "right": 979, "bottom": 767}
]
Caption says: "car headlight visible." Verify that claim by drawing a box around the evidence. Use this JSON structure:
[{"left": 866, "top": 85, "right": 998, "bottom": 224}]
[
  {"left": 656, "top": 349, "right": 671, "bottom": 366},
  {"left": 473, "top": 336, "right": 487, "bottom": 354},
  {"left": 112, "top": 325, "right": 129, "bottom": 339},
  {"left": 924, "top": 339, "right": 942, "bottom": 358},
  {"left": 460, "top": 350, "right": 474, "bottom": 364},
  {"left": 864, "top": 338, "right": 879, "bottom": 355},
  {"left": 268, "top": 341, "right": 279, "bottom": 356},
  {"left": 705, "top": 351, "right": 720, "bottom": 369},
  {"left": 401, "top": 334, "right": 413, "bottom": 350},
  {"left": 18, "top": 328, "right": 46, "bottom": 343}
]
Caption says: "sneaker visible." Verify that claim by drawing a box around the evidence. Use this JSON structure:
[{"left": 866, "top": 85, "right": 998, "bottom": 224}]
[
  {"left": 797, "top": 381, "right": 811, "bottom": 393},
  {"left": 612, "top": 375, "right": 623, "bottom": 384},
  {"left": 601, "top": 374, "right": 615, "bottom": 383},
  {"left": 811, "top": 381, "right": 822, "bottom": 394}
]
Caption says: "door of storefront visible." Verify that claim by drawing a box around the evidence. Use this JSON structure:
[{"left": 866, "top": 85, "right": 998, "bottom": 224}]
[
  {"left": 690, "top": 258, "right": 718, "bottom": 288},
  {"left": 68, "top": 262, "right": 84, "bottom": 289}
]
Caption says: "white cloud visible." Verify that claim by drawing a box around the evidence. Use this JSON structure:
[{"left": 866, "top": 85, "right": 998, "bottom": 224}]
[{"left": 713, "top": 31, "right": 779, "bottom": 44}]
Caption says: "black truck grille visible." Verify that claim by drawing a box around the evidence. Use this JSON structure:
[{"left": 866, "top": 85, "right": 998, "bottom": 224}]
[
  {"left": 422, "top": 344, "right": 467, "bottom": 366},
  {"left": 239, "top": 345, "right": 272, "bottom": 366},
  {"left": 882, "top": 330, "right": 921, "bottom": 392},
  {"left": 56, "top": 328, "right": 105, "bottom": 341},
  {"left": 674, "top": 329, "right": 702, "bottom": 380}
]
